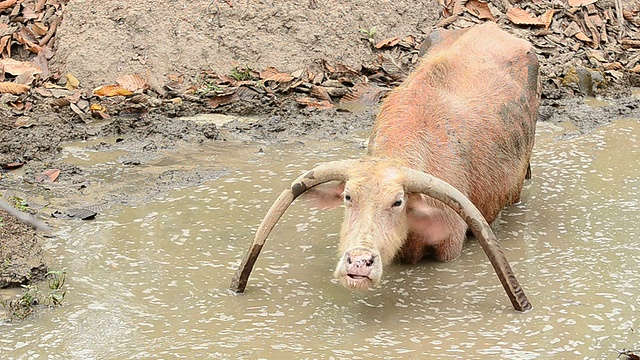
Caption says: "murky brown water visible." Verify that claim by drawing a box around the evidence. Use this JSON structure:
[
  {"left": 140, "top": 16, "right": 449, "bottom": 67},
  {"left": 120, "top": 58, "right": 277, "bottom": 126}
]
[{"left": 2, "top": 119, "right": 639, "bottom": 359}]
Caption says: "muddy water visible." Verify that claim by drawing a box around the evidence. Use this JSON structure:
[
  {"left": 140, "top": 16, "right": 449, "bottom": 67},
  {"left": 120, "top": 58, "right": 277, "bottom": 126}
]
[{"left": 2, "top": 119, "right": 639, "bottom": 359}]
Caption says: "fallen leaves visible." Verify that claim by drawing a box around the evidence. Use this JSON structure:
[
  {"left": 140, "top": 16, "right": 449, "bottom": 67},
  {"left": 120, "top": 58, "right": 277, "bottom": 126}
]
[
  {"left": 0, "top": 82, "right": 28, "bottom": 94},
  {"left": 0, "top": 0, "right": 63, "bottom": 107},
  {"left": 435, "top": 0, "right": 640, "bottom": 96},
  {"left": 465, "top": 0, "right": 495, "bottom": 21},
  {"left": 93, "top": 84, "right": 134, "bottom": 97},
  {"left": 116, "top": 73, "right": 149, "bottom": 92},
  {"left": 0, "top": 0, "right": 638, "bottom": 130},
  {"left": 207, "top": 92, "right": 238, "bottom": 108},
  {"left": 507, "top": 8, "right": 546, "bottom": 26},
  {"left": 567, "top": 0, "right": 598, "bottom": 7},
  {"left": 338, "top": 82, "right": 390, "bottom": 112},
  {"left": 65, "top": 73, "right": 79, "bottom": 90},
  {"left": 440, "top": 0, "right": 496, "bottom": 21},
  {"left": 92, "top": 74, "right": 149, "bottom": 97},
  {"left": 295, "top": 96, "right": 333, "bottom": 109},
  {"left": 259, "top": 67, "right": 294, "bottom": 83},
  {"left": 173, "top": 55, "right": 406, "bottom": 112},
  {"left": 1, "top": 161, "right": 24, "bottom": 169},
  {"left": 0, "top": 0, "right": 17, "bottom": 12},
  {"left": 0, "top": 58, "right": 41, "bottom": 77},
  {"left": 35, "top": 169, "right": 59, "bottom": 183}
]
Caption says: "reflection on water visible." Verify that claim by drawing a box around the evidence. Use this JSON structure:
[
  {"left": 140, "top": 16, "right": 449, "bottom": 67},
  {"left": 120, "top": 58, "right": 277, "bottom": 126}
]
[{"left": 1, "top": 120, "right": 639, "bottom": 359}]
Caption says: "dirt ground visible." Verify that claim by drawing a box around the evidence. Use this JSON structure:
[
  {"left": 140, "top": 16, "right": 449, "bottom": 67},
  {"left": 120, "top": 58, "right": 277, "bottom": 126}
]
[{"left": 1, "top": 0, "right": 640, "bottom": 289}]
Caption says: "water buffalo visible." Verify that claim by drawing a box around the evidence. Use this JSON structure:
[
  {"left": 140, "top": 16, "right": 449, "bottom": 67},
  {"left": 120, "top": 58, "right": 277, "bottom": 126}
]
[{"left": 231, "top": 22, "right": 539, "bottom": 311}]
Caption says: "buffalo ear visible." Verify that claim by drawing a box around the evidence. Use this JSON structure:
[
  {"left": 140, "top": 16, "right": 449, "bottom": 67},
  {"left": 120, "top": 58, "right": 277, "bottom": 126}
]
[
  {"left": 406, "top": 193, "right": 449, "bottom": 244},
  {"left": 300, "top": 181, "right": 345, "bottom": 209}
]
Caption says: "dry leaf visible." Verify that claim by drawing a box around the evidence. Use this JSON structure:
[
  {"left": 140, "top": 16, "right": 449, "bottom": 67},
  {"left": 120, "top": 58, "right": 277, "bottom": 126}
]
[
  {"left": 575, "top": 32, "right": 591, "bottom": 43},
  {"left": 259, "top": 67, "right": 294, "bottom": 83},
  {"left": 507, "top": 8, "right": 545, "bottom": 26},
  {"left": 36, "top": 169, "right": 60, "bottom": 182},
  {"left": 2, "top": 161, "right": 24, "bottom": 169},
  {"left": 375, "top": 37, "right": 400, "bottom": 49},
  {"left": 21, "top": 5, "right": 38, "bottom": 20},
  {"left": 0, "top": 82, "right": 29, "bottom": 94},
  {"left": 93, "top": 84, "right": 134, "bottom": 97},
  {"left": 65, "top": 73, "right": 80, "bottom": 90},
  {"left": 30, "top": 22, "right": 48, "bottom": 36},
  {"left": 0, "top": 58, "right": 41, "bottom": 76},
  {"left": 70, "top": 102, "right": 84, "bottom": 117},
  {"left": 291, "top": 69, "right": 306, "bottom": 79},
  {"left": 14, "top": 117, "right": 36, "bottom": 128},
  {"left": 34, "top": 87, "right": 52, "bottom": 97},
  {"left": 13, "top": 29, "right": 42, "bottom": 54},
  {"left": 567, "top": 0, "right": 598, "bottom": 7},
  {"left": 42, "top": 82, "right": 65, "bottom": 89},
  {"left": 334, "top": 63, "right": 360, "bottom": 75},
  {"left": 90, "top": 103, "right": 109, "bottom": 119},
  {"left": 295, "top": 96, "right": 334, "bottom": 109},
  {"left": 0, "top": 0, "right": 17, "bottom": 11},
  {"left": 398, "top": 35, "right": 416, "bottom": 48},
  {"left": 116, "top": 74, "right": 149, "bottom": 92},
  {"left": 0, "top": 25, "right": 17, "bottom": 38},
  {"left": 603, "top": 62, "right": 623, "bottom": 70},
  {"left": 621, "top": 39, "right": 640, "bottom": 48},
  {"left": 452, "top": 0, "right": 465, "bottom": 16},
  {"left": 465, "top": 0, "right": 495, "bottom": 20},
  {"left": 14, "top": 69, "right": 37, "bottom": 85},
  {"left": 91, "top": 111, "right": 110, "bottom": 120},
  {"left": 10, "top": 101, "right": 24, "bottom": 110},
  {"left": 90, "top": 103, "right": 106, "bottom": 112},
  {"left": 563, "top": 21, "right": 582, "bottom": 38},
  {"left": 322, "top": 60, "right": 336, "bottom": 73},
  {"left": 310, "top": 85, "right": 332, "bottom": 101},
  {"left": 587, "top": 50, "right": 607, "bottom": 63},
  {"left": 540, "top": 9, "right": 554, "bottom": 30},
  {"left": 381, "top": 52, "right": 407, "bottom": 81},
  {"left": 35, "top": 0, "right": 46, "bottom": 12},
  {"left": 207, "top": 92, "right": 239, "bottom": 108},
  {"left": 50, "top": 98, "right": 70, "bottom": 107},
  {"left": 338, "top": 82, "right": 389, "bottom": 112},
  {"left": 0, "top": 35, "right": 10, "bottom": 54}
]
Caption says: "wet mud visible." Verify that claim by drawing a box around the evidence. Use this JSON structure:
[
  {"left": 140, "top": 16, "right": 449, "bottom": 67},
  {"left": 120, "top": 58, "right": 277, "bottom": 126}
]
[
  {"left": 0, "top": 119, "right": 638, "bottom": 357},
  {"left": 1, "top": 93, "right": 639, "bottom": 289}
]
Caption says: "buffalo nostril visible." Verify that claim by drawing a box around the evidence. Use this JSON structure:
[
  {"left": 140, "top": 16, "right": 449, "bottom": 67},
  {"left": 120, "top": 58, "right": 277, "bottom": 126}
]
[
  {"left": 345, "top": 250, "right": 376, "bottom": 268},
  {"left": 366, "top": 256, "right": 375, "bottom": 267}
]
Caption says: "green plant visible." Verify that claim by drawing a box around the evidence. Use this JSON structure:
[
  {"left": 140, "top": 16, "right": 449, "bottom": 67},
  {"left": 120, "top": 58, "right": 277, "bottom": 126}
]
[
  {"left": 229, "top": 66, "right": 255, "bottom": 82},
  {"left": 1, "top": 284, "right": 39, "bottom": 321},
  {"left": 1, "top": 270, "right": 68, "bottom": 322},
  {"left": 194, "top": 81, "right": 222, "bottom": 96},
  {"left": 359, "top": 26, "right": 378, "bottom": 44},
  {"left": 44, "top": 270, "right": 67, "bottom": 306},
  {"left": 0, "top": 216, "right": 4, "bottom": 227},
  {"left": 9, "top": 196, "right": 29, "bottom": 212}
]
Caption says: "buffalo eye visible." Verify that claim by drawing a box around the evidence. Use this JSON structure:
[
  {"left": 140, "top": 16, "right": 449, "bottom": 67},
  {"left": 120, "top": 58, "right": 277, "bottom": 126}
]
[
  {"left": 344, "top": 193, "right": 351, "bottom": 202},
  {"left": 392, "top": 199, "right": 403, "bottom": 207}
]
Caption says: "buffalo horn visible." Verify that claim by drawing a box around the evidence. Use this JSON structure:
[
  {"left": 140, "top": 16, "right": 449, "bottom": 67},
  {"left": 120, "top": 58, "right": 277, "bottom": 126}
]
[
  {"left": 401, "top": 167, "right": 532, "bottom": 311},
  {"left": 230, "top": 159, "right": 359, "bottom": 293}
]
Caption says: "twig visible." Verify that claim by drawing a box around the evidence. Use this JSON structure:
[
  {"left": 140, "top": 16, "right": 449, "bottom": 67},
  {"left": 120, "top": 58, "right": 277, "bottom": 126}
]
[
  {"left": 207, "top": 0, "right": 222, "bottom": 27},
  {"left": 0, "top": 199, "right": 51, "bottom": 233},
  {"left": 39, "top": 16, "right": 61, "bottom": 47},
  {"left": 614, "top": 0, "right": 625, "bottom": 39}
]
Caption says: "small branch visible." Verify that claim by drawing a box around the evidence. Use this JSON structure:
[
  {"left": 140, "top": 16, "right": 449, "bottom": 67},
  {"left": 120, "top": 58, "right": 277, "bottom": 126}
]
[
  {"left": 614, "top": 0, "right": 626, "bottom": 40},
  {"left": 0, "top": 199, "right": 51, "bottom": 233}
]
